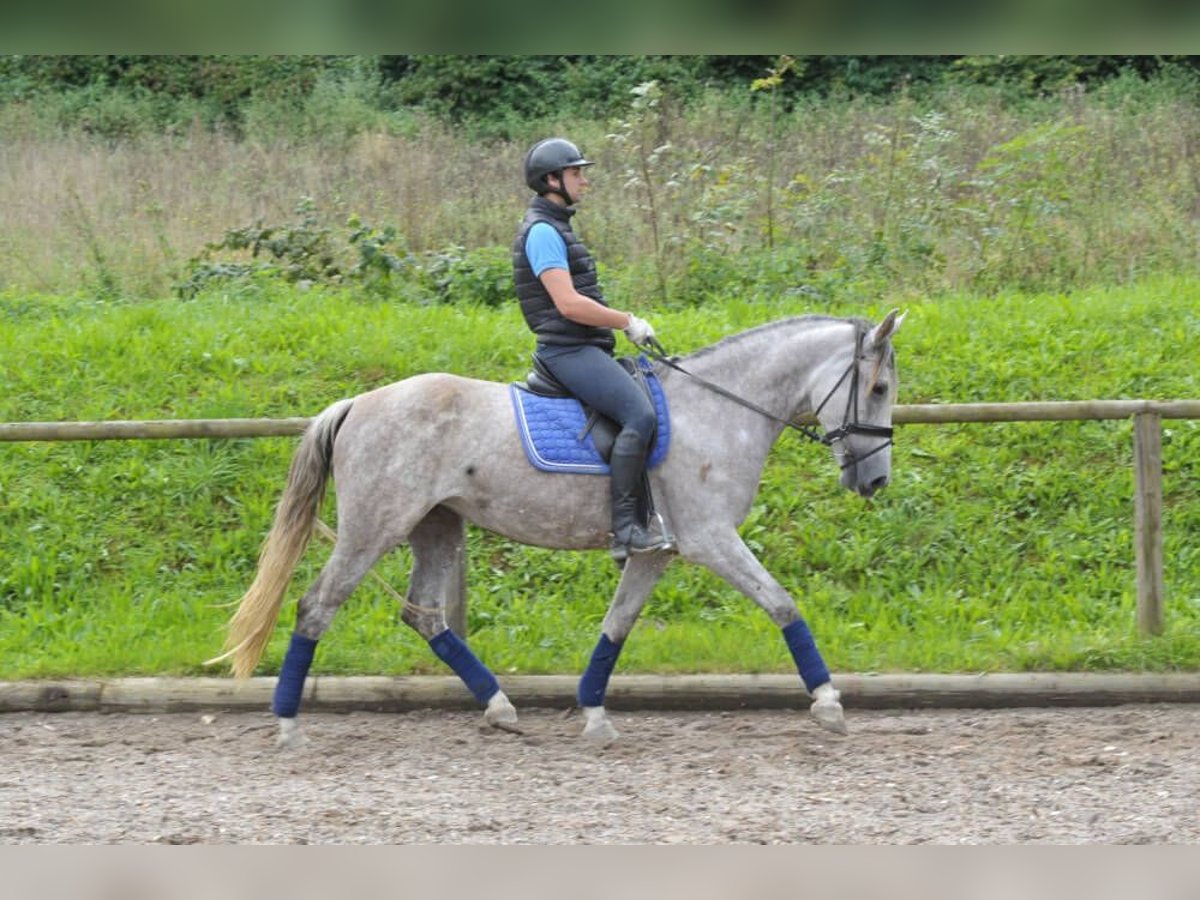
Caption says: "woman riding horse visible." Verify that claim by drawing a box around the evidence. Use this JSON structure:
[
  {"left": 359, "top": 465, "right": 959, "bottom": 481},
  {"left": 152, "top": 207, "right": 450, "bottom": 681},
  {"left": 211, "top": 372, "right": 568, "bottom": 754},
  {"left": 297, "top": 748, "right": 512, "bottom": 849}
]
[{"left": 513, "top": 137, "right": 670, "bottom": 563}]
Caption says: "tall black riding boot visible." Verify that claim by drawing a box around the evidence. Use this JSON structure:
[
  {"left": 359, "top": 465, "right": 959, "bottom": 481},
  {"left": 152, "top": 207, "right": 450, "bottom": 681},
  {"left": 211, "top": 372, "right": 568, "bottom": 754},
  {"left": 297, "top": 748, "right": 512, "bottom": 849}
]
[{"left": 609, "top": 431, "right": 670, "bottom": 563}]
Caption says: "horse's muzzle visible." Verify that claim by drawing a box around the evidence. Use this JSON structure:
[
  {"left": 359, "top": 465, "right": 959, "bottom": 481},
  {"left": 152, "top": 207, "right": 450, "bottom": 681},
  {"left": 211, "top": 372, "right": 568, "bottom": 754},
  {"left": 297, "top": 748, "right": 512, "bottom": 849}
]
[
  {"left": 842, "top": 465, "right": 889, "bottom": 498},
  {"left": 858, "top": 474, "right": 890, "bottom": 498}
]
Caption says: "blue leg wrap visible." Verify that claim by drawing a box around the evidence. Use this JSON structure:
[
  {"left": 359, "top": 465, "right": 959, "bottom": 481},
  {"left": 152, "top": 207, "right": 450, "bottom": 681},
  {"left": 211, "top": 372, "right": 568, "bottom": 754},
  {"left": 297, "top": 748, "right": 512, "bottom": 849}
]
[
  {"left": 577, "top": 633, "right": 623, "bottom": 708},
  {"left": 429, "top": 628, "right": 500, "bottom": 705},
  {"left": 272, "top": 632, "right": 318, "bottom": 718},
  {"left": 783, "top": 619, "right": 831, "bottom": 694}
]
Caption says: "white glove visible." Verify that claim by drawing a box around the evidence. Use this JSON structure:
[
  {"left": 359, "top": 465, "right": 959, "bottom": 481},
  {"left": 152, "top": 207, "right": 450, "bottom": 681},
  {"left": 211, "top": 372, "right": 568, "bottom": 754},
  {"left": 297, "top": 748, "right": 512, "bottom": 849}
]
[{"left": 623, "top": 314, "right": 655, "bottom": 346}]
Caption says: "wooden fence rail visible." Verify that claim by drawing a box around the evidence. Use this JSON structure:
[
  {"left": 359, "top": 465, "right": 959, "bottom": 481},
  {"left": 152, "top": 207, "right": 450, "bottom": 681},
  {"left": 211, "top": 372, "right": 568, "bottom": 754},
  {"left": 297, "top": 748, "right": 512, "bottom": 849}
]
[
  {"left": 4, "top": 400, "right": 1200, "bottom": 443},
  {"left": 4, "top": 398, "right": 1199, "bottom": 636}
]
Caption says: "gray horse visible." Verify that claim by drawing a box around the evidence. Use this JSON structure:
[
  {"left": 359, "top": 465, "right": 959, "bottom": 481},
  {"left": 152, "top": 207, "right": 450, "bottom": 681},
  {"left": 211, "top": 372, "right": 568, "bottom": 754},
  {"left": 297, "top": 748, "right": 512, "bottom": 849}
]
[{"left": 210, "top": 310, "right": 904, "bottom": 748}]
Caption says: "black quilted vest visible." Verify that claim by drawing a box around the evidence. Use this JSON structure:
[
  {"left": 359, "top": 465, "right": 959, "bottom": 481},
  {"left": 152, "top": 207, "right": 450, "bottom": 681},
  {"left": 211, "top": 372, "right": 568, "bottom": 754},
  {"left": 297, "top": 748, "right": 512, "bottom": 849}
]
[{"left": 512, "top": 196, "right": 615, "bottom": 351}]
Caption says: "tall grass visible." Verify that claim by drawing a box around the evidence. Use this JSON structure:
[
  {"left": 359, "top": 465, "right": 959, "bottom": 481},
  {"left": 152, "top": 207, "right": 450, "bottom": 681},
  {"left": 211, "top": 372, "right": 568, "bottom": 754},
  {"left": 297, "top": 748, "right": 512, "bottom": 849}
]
[
  {"left": 1, "top": 74, "right": 1197, "bottom": 300},
  {"left": 1, "top": 279, "right": 1197, "bottom": 679}
]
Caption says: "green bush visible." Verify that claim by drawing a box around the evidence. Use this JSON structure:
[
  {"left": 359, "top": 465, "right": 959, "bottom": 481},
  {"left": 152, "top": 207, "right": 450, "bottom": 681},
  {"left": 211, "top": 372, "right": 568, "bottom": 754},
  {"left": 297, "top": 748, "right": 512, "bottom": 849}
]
[
  {"left": 178, "top": 199, "right": 514, "bottom": 306},
  {"left": 178, "top": 197, "right": 342, "bottom": 297},
  {"left": 4, "top": 56, "right": 1199, "bottom": 139},
  {"left": 419, "top": 245, "right": 512, "bottom": 307}
]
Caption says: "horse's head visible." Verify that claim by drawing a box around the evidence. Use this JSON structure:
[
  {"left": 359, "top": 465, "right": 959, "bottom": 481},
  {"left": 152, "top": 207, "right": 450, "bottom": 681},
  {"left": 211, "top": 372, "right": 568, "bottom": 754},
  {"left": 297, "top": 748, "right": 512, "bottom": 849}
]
[{"left": 811, "top": 309, "right": 904, "bottom": 499}]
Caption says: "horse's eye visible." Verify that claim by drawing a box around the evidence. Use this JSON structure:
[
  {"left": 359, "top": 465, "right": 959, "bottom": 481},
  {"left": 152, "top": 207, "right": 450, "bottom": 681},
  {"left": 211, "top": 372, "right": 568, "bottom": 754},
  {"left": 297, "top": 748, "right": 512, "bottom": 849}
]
[{"left": 871, "top": 382, "right": 888, "bottom": 397}]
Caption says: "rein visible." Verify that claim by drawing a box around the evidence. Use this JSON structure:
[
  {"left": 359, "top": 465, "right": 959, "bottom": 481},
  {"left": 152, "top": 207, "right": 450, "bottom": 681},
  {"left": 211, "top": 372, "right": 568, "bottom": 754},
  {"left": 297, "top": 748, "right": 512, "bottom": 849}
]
[{"left": 641, "top": 332, "right": 893, "bottom": 470}]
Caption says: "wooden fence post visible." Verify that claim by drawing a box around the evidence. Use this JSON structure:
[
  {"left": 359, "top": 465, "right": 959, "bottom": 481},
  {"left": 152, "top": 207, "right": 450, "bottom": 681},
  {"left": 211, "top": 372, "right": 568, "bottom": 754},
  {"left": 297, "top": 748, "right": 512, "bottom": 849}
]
[{"left": 1133, "top": 412, "right": 1165, "bottom": 635}]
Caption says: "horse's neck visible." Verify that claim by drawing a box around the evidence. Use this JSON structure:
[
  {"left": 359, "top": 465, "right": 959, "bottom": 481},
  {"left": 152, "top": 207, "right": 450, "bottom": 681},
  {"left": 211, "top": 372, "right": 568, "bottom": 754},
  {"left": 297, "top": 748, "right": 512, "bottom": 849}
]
[{"left": 686, "top": 318, "right": 853, "bottom": 421}]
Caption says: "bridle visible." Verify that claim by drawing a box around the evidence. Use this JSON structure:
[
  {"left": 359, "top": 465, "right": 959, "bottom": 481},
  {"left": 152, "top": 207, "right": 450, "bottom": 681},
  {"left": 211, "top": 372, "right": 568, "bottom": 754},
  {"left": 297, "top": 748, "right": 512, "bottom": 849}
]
[{"left": 642, "top": 330, "right": 894, "bottom": 472}]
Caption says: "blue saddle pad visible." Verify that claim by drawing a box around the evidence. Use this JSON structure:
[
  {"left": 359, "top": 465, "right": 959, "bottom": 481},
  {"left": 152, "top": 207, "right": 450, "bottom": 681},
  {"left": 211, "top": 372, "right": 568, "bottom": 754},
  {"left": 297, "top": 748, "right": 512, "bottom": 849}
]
[{"left": 509, "top": 357, "right": 670, "bottom": 475}]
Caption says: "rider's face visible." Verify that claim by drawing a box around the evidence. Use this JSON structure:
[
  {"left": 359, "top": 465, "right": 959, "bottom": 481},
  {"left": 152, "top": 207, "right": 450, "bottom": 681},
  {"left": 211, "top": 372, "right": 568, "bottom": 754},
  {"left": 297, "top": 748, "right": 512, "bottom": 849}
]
[{"left": 551, "top": 166, "right": 589, "bottom": 203}]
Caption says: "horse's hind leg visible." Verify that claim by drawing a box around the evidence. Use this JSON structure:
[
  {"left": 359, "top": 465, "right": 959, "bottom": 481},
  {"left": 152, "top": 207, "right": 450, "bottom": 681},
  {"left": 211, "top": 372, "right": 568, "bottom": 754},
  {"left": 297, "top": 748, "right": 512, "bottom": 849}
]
[
  {"left": 274, "top": 537, "right": 394, "bottom": 748},
  {"left": 577, "top": 551, "right": 673, "bottom": 745},
  {"left": 401, "top": 506, "right": 517, "bottom": 732}
]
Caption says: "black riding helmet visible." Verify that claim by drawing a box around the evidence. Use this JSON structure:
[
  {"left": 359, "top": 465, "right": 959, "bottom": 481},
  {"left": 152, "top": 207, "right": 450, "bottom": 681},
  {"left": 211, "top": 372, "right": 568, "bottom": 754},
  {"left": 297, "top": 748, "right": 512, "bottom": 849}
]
[{"left": 524, "top": 137, "right": 593, "bottom": 205}]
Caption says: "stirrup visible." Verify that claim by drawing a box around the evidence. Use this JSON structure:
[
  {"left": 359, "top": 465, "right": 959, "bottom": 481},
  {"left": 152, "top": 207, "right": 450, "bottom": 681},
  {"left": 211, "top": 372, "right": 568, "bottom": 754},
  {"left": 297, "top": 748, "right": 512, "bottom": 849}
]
[{"left": 610, "top": 513, "right": 675, "bottom": 564}]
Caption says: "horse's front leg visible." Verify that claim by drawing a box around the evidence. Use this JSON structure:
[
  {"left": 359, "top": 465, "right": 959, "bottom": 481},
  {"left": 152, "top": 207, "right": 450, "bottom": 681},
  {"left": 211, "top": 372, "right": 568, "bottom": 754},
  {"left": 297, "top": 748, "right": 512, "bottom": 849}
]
[
  {"left": 577, "top": 552, "right": 673, "bottom": 745},
  {"left": 683, "top": 530, "right": 847, "bottom": 735}
]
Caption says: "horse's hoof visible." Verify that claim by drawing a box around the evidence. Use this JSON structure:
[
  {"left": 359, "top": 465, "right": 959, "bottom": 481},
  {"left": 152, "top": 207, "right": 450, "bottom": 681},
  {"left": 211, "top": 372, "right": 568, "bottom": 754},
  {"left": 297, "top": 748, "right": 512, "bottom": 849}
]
[
  {"left": 582, "top": 719, "right": 620, "bottom": 745},
  {"left": 580, "top": 707, "right": 619, "bottom": 745},
  {"left": 484, "top": 692, "right": 521, "bottom": 733},
  {"left": 276, "top": 719, "right": 309, "bottom": 750},
  {"left": 810, "top": 699, "right": 849, "bottom": 735}
]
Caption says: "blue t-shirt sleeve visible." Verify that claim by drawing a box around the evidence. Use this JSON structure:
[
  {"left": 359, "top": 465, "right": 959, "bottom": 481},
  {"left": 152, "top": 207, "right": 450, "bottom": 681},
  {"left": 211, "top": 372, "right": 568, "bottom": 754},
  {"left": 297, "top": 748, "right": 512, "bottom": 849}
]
[{"left": 525, "top": 223, "right": 568, "bottom": 277}]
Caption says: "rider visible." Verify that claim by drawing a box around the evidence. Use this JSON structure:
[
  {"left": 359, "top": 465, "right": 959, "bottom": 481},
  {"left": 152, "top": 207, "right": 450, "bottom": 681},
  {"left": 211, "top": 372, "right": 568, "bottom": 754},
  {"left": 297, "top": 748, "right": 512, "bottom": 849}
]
[{"left": 513, "top": 137, "right": 670, "bottom": 563}]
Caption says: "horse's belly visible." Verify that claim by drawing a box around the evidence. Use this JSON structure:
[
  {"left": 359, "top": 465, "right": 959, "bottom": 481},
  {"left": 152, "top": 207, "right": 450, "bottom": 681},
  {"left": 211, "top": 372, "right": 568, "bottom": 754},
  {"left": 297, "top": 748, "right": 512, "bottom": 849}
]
[{"left": 446, "top": 475, "right": 611, "bottom": 551}]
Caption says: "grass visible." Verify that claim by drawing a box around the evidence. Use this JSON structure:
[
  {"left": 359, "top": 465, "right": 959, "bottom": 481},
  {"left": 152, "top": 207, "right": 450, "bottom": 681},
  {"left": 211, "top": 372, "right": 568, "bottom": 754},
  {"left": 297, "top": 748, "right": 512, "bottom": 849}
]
[
  {"left": 1, "top": 75, "right": 1197, "bottom": 301},
  {"left": 1, "top": 276, "right": 1198, "bottom": 680}
]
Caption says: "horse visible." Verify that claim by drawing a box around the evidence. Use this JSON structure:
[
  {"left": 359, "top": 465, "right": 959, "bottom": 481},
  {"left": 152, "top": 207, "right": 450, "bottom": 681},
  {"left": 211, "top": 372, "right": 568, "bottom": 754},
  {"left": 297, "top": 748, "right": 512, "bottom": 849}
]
[{"left": 209, "top": 310, "right": 905, "bottom": 748}]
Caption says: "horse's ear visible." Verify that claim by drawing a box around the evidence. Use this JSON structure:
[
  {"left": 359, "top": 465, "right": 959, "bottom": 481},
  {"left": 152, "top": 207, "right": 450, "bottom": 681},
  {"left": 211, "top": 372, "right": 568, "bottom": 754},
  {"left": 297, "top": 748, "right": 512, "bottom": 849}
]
[{"left": 867, "top": 308, "right": 906, "bottom": 349}]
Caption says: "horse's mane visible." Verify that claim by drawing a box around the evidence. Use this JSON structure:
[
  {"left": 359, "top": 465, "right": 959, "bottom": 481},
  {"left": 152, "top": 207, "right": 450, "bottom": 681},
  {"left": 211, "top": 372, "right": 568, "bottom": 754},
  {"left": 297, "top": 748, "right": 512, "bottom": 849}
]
[{"left": 682, "top": 314, "right": 871, "bottom": 363}]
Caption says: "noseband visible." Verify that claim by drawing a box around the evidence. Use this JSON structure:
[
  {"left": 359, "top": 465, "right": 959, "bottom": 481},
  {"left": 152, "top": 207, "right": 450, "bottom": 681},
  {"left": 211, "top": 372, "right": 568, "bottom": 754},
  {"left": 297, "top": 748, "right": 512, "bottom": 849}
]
[{"left": 644, "top": 331, "right": 894, "bottom": 472}]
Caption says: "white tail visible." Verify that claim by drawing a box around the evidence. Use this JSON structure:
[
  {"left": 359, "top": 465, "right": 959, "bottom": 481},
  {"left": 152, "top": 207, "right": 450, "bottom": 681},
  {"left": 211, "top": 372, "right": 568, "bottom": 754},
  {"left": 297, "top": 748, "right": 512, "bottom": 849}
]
[{"left": 205, "top": 399, "right": 353, "bottom": 678}]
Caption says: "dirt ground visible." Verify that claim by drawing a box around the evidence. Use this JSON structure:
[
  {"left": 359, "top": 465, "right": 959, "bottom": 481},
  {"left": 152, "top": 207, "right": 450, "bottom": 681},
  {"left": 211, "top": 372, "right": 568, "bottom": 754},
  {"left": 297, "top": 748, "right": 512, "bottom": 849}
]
[{"left": 2, "top": 704, "right": 1198, "bottom": 844}]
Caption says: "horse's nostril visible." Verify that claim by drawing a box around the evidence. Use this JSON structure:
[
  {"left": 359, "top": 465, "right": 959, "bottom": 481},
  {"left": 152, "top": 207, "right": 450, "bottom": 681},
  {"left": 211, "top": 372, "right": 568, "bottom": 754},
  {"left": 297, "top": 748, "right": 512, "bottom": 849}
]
[{"left": 858, "top": 474, "right": 889, "bottom": 498}]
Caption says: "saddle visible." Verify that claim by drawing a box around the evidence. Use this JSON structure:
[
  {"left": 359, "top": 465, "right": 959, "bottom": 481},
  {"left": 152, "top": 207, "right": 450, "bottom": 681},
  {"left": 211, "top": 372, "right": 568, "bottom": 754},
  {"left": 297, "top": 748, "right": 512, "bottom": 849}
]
[
  {"left": 509, "top": 354, "right": 670, "bottom": 474},
  {"left": 510, "top": 354, "right": 672, "bottom": 543},
  {"left": 523, "top": 355, "right": 641, "bottom": 461}
]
